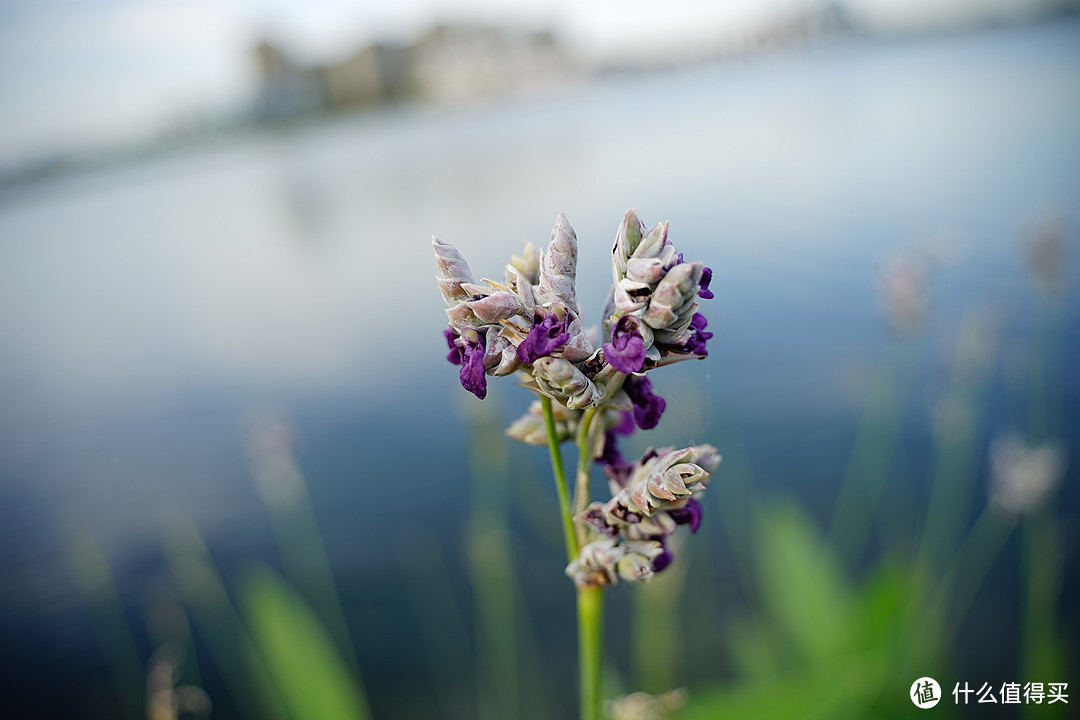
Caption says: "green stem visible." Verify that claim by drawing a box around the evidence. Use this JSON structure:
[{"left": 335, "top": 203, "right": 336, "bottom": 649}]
[
  {"left": 578, "top": 585, "right": 604, "bottom": 720},
  {"left": 574, "top": 407, "right": 604, "bottom": 720},
  {"left": 541, "top": 397, "right": 605, "bottom": 720},
  {"left": 574, "top": 407, "right": 600, "bottom": 546},
  {"left": 540, "top": 395, "right": 578, "bottom": 562},
  {"left": 906, "top": 506, "right": 1015, "bottom": 666}
]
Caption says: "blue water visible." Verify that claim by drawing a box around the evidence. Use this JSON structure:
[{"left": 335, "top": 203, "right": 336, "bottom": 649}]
[{"left": 1, "top": 19, "right": 1079, "bottom": 718}]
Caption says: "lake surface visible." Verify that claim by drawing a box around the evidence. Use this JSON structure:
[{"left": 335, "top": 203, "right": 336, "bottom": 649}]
[{"left": 1, "top": 19, "right": 1078, "bottom": 718}]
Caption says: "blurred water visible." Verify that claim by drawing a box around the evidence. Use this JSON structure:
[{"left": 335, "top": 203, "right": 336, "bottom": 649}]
[{"left": 1, "top": 19, "right": 1079, "bottom": 718}]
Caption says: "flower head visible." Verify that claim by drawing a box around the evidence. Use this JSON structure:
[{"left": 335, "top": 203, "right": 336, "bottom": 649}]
[
  {"left": 989, "top": 435, "right": 1066, "bottom": 516},
  {"left": 569, "top": 444, "right": 719, "bottom": 587},
  {"left": 606, "top": 690, "right": 688, "bottom": 720},
  {"left": 1024, "top": 215, "right": 1067, "bottom": 288},
  {"left": 878, "top": 252, "right": 930, "bottom": 333},
  {"left": 435, "top": 210, "right": 715, "bottom": 405},
  {"left": 434, "top": 211, "right": 720, "bottom": 591}
]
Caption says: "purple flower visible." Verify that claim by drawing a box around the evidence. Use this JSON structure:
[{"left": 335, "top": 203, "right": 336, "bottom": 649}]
[
  {"left": 598, "top": 430, "right": 626, "bottom": 468},
  {"left": 444, "top": 327, "right": 463, "bottom": 365},
  {"left": 597, "top": 411, "right": 636, "bottom": 475},
  {"left": 602, "top": 316, "right": 646, "bottom": 374},
  {"left": 652, "top": 542, "right": 674, "bottom": 572},
  {"left": 458, "top": 332, "right": 487, "bottom": 399},
  {"left": 698, "top": 266, "right": 714, "bottom": 299},
  {"left": 683, "top": 313, "right": 713, "bottom": 356},
  {"left": 668, "top": 498, "right": 702, "bottom": 533},
  {"left": 517, "top": 313, "right": 570, "bottom": 363},
  {"left": 624, "top": 375, "right": 666, "bottom": 430}
]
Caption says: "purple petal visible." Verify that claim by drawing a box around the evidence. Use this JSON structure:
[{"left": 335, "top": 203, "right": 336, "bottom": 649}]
[
  {"left": 652, "top": 547, "right": 674, "bottom": 572},
  {"left": 598, "top": 429, "right": 626, "bottom": 468},
  {"left": 458, "top": 334, "right": 487, "bottom": 399},
  {"left": 683, "top": 313, "right": 713, "bottom": 356},
  {"left": 602, "top": 316, "right": 646, "bottom": 374},
  {"left": 516, "top": 313, "right": 570, "bottom": 363},
  {"left": 597, "top": 412, "right": 637, "bottom": 479},
  {"left": 444, "top": 328, "right": 463, "bottom": 365},
  {"left": 668, "top": 498, "right": 702, "bottom": 533},
  {"left": 624, "top": 375, "right": 666, "bottom": 430},
  {"left": 603, "top": 337, "right": 645, "bottom": 374},
  {"left": 612, "top": 410, "right": 635, "bottom": 436},
  {"left": 698, "top": 266, "right": 714, "bottom": 299}
]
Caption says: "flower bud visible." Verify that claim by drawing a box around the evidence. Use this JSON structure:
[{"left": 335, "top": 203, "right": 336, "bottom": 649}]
[
  {"left": 482, "top": 328, "right": 522, "bottom": 376},
  {"left": 607, "top": 690, "right": 688, "bottom": 720},
  {"left": 652, "top": 311, "right": 696, "bottom": 346},
  {"left": 614, "top": 278, "right": 653, "bottom": 314},
  {"left": 625, "top": 257, "right": 667, "bottom": 284},
  {"left": 621, "top": 511, "right": 678, "bottom": 541},
  {"left": 532, "top": 357, "right": 602, "bottom": 409},
  {"left": 510, "top": 241, "right": 542, "bottom": 286},
  {"left": 537, "top": 213, "right": 579, "bottom": 312},
  {"left": 432, "top": 237, "right": 475, "bottom": 305},
  {"left": 631, "top": 221, "right": 669, "bottom": 261},
  {"left": 688, "top": 444, "right": 722, "bottom": 474},
  {"left": 612, "top": 209, "right": 645, "bottom": 282},
  {"left": 566, "top": 538, "right": 623, "bottom": 587},
  {"left": 467, "top": 291, "right": 522, "bottom": 324},
  {"left": 562, "top": 314, "right": 595, "bottom": 364},
  {"left": 616, "top": 445, "right": 720, "bottom": 518},
  {"left": 641, "top": 262, "right": 703, "bottom": 330},
  {"left": 616, "top": 552, "right": 654, "bottom": 583},
  {"left": 626, "top": 539, "right": 665, "bottom": 558},
  {"left": 445, "top": 303, "right": 480, "bottom": 329}
]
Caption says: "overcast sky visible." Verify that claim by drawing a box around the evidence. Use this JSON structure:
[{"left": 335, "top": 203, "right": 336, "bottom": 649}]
[{"left": 0, "top": 0, "right": 1052, "bottom": 164}]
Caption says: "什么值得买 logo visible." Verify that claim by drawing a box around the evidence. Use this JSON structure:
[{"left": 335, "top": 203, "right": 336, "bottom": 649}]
[{"left": 911, "top": 677, "right": 941, "bottom": 709}]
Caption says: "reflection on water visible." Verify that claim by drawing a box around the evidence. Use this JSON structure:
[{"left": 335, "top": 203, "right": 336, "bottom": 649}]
[{"left": 0, "top": 19, "right": 1079, "bottom": 718}]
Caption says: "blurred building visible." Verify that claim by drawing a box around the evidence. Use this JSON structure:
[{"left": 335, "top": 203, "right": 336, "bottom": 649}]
[
  {"left": 322, "top": 43, "right": 414, "bottom": 108},
  {"left": 251, "top": 23, "right": 577, "bottom": 122},
  {"left": 754, "top": 1, "right": 860, "bottom": 48},
  {"left": 410, "top": 24, "right": 575, "bottom": 103},
  {"left": 251, "top": 39, "right": 328, "bottom": 121}
]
